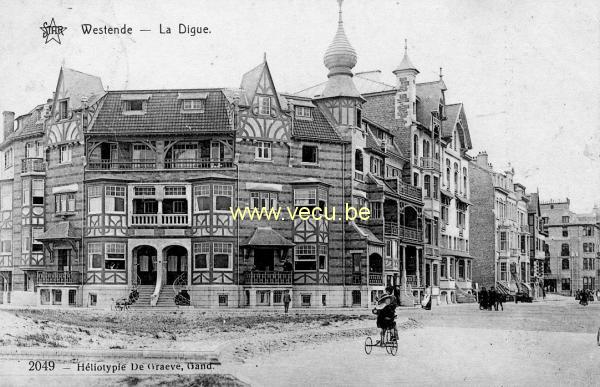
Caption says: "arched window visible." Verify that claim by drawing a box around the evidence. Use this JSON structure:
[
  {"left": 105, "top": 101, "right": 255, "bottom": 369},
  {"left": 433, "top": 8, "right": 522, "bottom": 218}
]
[
  {"left": 453, "top": 162, "right": 459, "bottom": 191},
  {"left": 446, "top": 159, "right": 451, "bottom": 188},
  {"left": 354, "top": 149, "right": 363, "bottom": 172},
  {"left": 413, "top": 135, "right": 419, "bottom": 158},
  {"left": 462, "top": 167, "right": 468, "bottom": 194},
  {"left": 561, "top": 258, "right": 569, "bottom": 270},
  {"left": 453, "top": 131, "right": 457, "bottom": 150},
  {"left": 413, "top": 172, "right": 419, "bottom": 187},
  {"left": 561, "top": 243, "right": 570, "bottom": 256},
  {"left": 422, "top": 140, "right": 430, "bottom": 158}
]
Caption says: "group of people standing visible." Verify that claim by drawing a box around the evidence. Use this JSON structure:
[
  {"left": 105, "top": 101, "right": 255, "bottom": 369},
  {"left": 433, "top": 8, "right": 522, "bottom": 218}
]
[
  {"left": 477, "top": 286, "right": 504, "bottom": 311},
  {"left": 575, "top": 289, "right": 596, "bottom": 306}
]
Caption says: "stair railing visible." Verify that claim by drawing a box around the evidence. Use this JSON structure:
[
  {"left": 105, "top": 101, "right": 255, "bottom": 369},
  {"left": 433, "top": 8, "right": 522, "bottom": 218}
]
[{"left": 172, "top": 272, "right": 190, "bottom": 306}]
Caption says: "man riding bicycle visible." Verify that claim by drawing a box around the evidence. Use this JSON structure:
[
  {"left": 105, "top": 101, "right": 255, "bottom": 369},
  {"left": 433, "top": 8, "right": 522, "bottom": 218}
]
[{"left": 373, "top": 293, "right": 398, "bottom": 342}]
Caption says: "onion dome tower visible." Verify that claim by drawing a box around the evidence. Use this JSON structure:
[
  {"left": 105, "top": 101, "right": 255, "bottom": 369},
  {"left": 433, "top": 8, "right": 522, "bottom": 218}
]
[{"left": 319, "top": 0, "right": 362, "bottom": 99}]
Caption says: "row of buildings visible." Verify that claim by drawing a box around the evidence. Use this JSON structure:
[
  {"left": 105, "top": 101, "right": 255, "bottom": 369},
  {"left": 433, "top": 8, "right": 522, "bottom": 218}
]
[{"left": 0, "top": 3, "right": 596, "bottom": 308}]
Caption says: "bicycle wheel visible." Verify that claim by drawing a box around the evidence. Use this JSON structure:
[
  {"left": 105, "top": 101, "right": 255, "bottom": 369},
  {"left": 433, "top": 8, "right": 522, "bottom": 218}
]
[
  {"left": 364, "top": 336, "right": 373, "bottom": 355},
  {"left": 384, "top": 329, "right": 392, "bottom": 354},
  {"left": 389, "top": 338, "right": 398, "bottom": 356}
]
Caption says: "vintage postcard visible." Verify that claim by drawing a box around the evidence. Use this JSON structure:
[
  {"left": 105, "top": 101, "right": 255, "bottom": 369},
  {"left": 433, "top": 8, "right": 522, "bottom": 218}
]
[{"left": 0, "top": 0, "right": 599, "bottom": 386}]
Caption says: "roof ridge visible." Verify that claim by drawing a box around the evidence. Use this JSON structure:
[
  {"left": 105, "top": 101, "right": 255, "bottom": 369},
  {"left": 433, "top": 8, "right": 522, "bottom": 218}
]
[
  {"left": 107, "top": 88, "right": 225, "bottom": 93},
  {"left": 354, "top": 74, "right": 395, "bottom": 88}
]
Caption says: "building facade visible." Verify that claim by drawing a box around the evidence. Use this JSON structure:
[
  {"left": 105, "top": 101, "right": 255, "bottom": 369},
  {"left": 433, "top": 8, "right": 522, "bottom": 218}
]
[
  {"left": 469, "top": 153, "right": 532, "bottom": 297},
  {"left": 0, "top": 3, "right": 483, "bottom": 308},
  {"left": 540, "top": 199, "right": 600, "bottom": 295}
]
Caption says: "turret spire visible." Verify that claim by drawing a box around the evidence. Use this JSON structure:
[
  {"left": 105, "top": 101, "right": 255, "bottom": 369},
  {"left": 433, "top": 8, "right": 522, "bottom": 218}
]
[
  {"left": 323, "top": 0, "right": 357, "bottom": 78},
  {"left": 393, "top": 38, "right": 419, "bottom": 74}
]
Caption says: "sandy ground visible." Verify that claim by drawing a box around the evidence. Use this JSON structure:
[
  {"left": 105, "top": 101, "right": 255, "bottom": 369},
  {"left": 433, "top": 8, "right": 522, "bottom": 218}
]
[{"left": 0, "top": 296, "right": 599, "bottom": 386}]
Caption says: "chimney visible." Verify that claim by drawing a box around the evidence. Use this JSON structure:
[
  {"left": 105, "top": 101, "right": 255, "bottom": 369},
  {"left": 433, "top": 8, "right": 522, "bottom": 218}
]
[
  {"left": 3, "top": 111, "right": 15, "bottom": 142},
  {"left": 476, "top": 151, "right": 488, "bottom": 168}
]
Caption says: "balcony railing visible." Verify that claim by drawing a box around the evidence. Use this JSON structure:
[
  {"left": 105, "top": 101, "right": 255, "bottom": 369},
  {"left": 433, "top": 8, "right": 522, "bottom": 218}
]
[
  {"left": 397, "top": 180, "right": 423, "bottom": 201},
  {"left": 88, "top": 160, "right": 156, "bottom": 170},
  {"left": 384, "top": 223, "right": 399, "bottom": 236},
  {"left": 400, "top": 226, "right": 423, "bottom": 242},
  {"left": 244, "top": 271, "right": 292, "bottom": 285},
  {"left": 37, "top": 271, "right": 82, "bottom": 285},
  {"left": 369, "top": 273, "right": 383, "bottom": 285},
  {"left": 420, "top": 157, "right": 440, "bottom": 171},
  {"left": 87, "top": 158, "right": 234, "bottom": 170},
  {"left": 162, "top": 214, "right": 189, "bottom": 225},
  {"left": 21, "top": 158, "right": 46, "bottom": 173},
  {"left": 164, "top": 158, "right": 233, "bottom": 169},
  {"left": 131, "top": 213, "right": 189, "bottom": 227}
]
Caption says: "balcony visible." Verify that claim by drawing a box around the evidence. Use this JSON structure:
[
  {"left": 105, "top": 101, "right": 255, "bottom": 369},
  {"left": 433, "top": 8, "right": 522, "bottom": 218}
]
[
  {"left": 21, "top": 158, "right": 46, "bottom": 173},
  {"left": 384, "top": 223, "right": 399, "bottom": 236},
  {"left": 396, "top": 180, "right": 423, "bottom": 201},
  {"left": 425, "top": 245, "right": 440, "bottom": 258},
  {"left": 87, "top": 158, "right": 233, "bottom": 171},
  {"left": 37, "top": 271, "right": 82, "bottom": 285},
  {"left": 244, "top": 271, "right": 292, "bottom": 285},
  {"left": 369, "top": 273, "right": 383, "bottom": 285},
  {"left": 131, "top": 213, "right": 189, "bottom": 227},
  {"left": 164, "top": 158, "right": 233, "bottom": 169},
  {"left": 400, "top": 226, "right": 423, "bottom": 242},
  {"left": 420, "top": 157, "right": 440, "bottom": 171}
]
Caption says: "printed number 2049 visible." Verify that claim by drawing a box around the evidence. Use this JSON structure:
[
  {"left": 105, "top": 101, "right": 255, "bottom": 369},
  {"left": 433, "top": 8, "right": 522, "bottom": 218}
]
[{"left": 28, "top": 361, "right": 55, "bottom": 371}]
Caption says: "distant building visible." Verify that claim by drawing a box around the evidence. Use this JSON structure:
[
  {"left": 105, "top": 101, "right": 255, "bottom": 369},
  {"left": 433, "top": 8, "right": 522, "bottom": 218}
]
[
  {"left": 540, "top": 199, "right": 600, "bottom": 295},
  {"left": 469, "top": 153, "right": 532, "bottom": 297},
  {"left": 526, "top": 192, "right": 548, "bottom": 298}
]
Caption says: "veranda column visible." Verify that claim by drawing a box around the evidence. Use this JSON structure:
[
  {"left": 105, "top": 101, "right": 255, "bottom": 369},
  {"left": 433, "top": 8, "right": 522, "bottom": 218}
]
[
  {"left": 401, "top": 245, "right": 406, "bottom": 287},
  {"left": 416, "top": 248, "right": 421, "bottom": 288}
]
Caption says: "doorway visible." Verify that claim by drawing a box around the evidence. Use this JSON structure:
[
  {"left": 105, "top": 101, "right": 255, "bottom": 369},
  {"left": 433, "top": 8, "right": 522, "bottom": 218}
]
[
  {"left": 135, "top": 245, "right": 158, "bottom": 285},
  {"left": 254, "top": 249, "right": 275, "bottom": 271},
  {"left": 165, "top": 245, "right": 187, "bottom": 285}
]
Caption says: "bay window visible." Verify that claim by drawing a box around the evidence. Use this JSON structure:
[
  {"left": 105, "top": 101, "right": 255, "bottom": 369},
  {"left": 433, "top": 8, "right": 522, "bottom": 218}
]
[
  {"left": 105, "top": 186, "right": 126, "bottom": 213},
  {"left": 105, "top": 243, "right": 126, "bottom": 270},
  {"left": 88, "top": 243, "right": 102, "bottom": 270},
  {"left": 88, "top": 186, "right": 103, "bottom": 214},
  {"left": 194, "top": 185, "right": 210, "bottom": 212},
  {"left": 214, "top": 185, "right": 233, "bottom": 211},
  {"left": 295, "top": 244, "right": 316, "bottom": 271},
  {"left": 193, "top": 242, "right": 209, "bottom": 270},
  {"left": 213, "top": 242, "right": 232, "bottom": 270}
]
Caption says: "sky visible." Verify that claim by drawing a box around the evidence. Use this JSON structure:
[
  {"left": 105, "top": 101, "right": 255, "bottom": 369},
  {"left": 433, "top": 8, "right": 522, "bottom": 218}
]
[{"left": 0, "top": 0, "right": 598, "bottom": 212}]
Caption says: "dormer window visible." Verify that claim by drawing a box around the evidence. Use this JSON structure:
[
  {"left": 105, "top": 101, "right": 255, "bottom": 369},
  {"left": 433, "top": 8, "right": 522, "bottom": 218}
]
[
  {"left": 59, "top": 100, "right": 68, "bottom": 120},
  {"left": 121, "top": 94, "right": 151, "bottom": 115},
  {"left": 295, "top": 106, "right": 312, "bottom": 119},
  {"left": 182, "top": 99, "right": 204, "bottom": 111},
  {"left": 125, "top": 100, "right": 144, "bottom": 111},
  {"left": 258, "top": 96, "right": 271, "bottom": 116}
]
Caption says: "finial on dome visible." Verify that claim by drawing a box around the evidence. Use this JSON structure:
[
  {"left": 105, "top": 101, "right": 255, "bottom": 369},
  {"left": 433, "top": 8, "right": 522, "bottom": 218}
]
[
  {"left": 263, "top": 52, "right": 267, "bottom": 62},
  {"left": 323, "top": 0, "right": 357, "bottom": 78},
  {"left": 439, "top": 67, "right": 443, "bottom": 80},
  {"left": 404, "top": 38, "right": 408, "bottom": 54}
]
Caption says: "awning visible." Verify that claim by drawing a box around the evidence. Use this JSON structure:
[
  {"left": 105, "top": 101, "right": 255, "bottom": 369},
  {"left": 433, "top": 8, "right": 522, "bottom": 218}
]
[
  {"left": 440, "top": 248, "right": 472, "bottom": 259},
  {"left": 35, "top": 222, "right": 80, "bottom": 242},
  {"left": 455, "top": 195, "right": 473, "bottom": 206},
  {"left": 353, "top": 223, "right": 384, "bottom": 245},
  {"left": 440, "top": 189, "right": 454, "bottom": 198},
  {"left": 242, "top": 227, "right": 295, "bottom": 248}
]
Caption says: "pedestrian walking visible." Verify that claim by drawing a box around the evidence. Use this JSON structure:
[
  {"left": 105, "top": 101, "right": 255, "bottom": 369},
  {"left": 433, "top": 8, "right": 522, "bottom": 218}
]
[
  {"left": 489, "top": 287, "right": 498, "bottom": 311},
  {"left": 283, "top": 291, "right": 291, "bottom": 313},
  {"left": 479, "top": 287, "right": 488, "bottom": 310}
]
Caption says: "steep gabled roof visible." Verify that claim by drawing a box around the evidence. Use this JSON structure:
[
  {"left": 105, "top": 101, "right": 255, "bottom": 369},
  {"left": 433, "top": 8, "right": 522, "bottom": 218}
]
[
  {"left": 89, "top": 89, "right": 232, "bottom": 135},
  {"left": 284, "top": 95, "right": 344, "bottom": 143},
  {"left": 53, "top": 68, "right": 104, "bottom": 112},
  {"left": 239, "top": 60, "right": 288, "bottom": 110},
  {"left": 443, "top": 102, "right": 472, "bottom": 150},
  {"left": 415, "top": 80, "right": 445, "bottom": 126}
]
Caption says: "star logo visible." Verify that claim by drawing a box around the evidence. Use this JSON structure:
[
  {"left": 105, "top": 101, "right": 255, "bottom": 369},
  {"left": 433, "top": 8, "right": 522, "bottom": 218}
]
[{"left": 40, "top": 18, "right": 67, "bottom": 44}]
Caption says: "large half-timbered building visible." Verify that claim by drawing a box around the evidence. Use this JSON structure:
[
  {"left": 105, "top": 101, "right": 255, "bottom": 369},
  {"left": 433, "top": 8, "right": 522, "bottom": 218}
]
[{"left": 0, "top": 3, "right": 479, "bottom": 308}]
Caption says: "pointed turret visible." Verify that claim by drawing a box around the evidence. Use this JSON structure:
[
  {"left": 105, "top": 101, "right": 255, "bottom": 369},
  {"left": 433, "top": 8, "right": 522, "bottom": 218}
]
[
  {"left": 393, "top": 39, "right": 419, "bottom": 75},
  {"left": 318, "top": 0, "right": 362, "bottom": 100}
]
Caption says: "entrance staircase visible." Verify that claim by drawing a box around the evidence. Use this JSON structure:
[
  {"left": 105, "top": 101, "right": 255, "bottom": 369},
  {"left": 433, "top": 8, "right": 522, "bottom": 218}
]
[
  {"left": 156, "top": 287, "right": 177, "bottom": 307},
  {"left": 129, "top": 285, "right": 154, "bottom": 308}
]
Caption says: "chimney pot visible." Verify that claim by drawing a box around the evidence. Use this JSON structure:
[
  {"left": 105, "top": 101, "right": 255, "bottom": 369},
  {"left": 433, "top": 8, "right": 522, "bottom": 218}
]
[{"left": 3, "top": 111, "right": 15, "bottom": 141}]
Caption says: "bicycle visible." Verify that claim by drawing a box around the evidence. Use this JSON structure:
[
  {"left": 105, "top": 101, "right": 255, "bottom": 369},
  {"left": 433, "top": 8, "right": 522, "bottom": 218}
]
[{"left": 364, "top": 326, "right": 398, "bottom": 356}]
